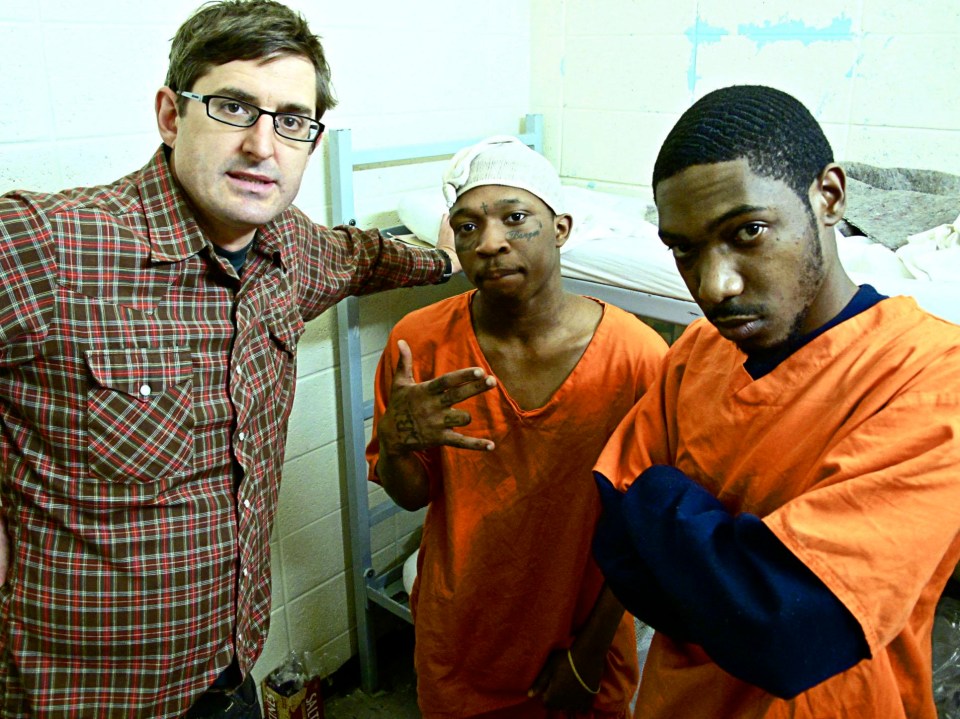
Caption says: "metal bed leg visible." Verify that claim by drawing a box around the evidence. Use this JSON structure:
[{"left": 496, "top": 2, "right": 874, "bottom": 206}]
[{"left": 337, "top": 295, "right": 380, "bottom": 694}]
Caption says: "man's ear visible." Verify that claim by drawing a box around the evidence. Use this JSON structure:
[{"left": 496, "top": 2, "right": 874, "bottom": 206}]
[
  {"left": 155, "top": 87, "right": 180, "bottom": 148},
  {"left": 812, "top": 163, "right": 846, "bottom": 228},
  {"left": 554, "top": 213, "right": 573, "bottom": 249}
]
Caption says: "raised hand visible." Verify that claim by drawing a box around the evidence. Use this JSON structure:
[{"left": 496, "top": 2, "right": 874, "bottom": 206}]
[{"left": 379, "top": 339, "right": 496, "bottom": 456}]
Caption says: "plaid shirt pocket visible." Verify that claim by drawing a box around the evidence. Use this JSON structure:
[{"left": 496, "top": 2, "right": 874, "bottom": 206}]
[{"left": 84, "top": 347, "right": 195, "bottom": 483}]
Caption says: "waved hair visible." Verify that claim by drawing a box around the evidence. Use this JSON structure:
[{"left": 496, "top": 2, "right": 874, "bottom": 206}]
[
  {"left": 652, "top": 85, "right": 833, "bottom": 207},
  {"left": 165, "top": 0, "right": 336, "bottom": 118}
]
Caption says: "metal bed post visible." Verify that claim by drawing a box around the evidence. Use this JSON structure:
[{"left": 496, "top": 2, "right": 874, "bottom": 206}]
[
  {"left": 329, "top": 127, "right": 381, "bottom": 693},
  {"left": 524, "top": 113, "right": 544, "bottom": 153}
]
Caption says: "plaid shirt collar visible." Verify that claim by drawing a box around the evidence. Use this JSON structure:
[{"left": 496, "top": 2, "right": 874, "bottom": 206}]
[{"left": 142, "top": 146, "right": 289, "bottom": 272}]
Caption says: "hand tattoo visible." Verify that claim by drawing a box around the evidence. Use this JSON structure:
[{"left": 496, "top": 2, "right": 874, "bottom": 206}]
[{"left": 394, "top": 410, "right": 423, "bottom": 445}]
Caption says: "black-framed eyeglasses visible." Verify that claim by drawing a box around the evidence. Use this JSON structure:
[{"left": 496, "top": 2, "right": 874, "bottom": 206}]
[{"left": 178, "top": 91, "right": 324, "bottom": 143}]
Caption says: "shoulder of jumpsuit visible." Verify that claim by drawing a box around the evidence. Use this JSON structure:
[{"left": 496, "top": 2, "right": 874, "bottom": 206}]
[
  {"left": 894, "top": 296, "right": 960, "bottom": 348},
  {"left": 383, "top": 291, "right": 477, "bottom": 375},
  {"left": 590, "top": 320, "right": 728, "bottom": 494},
  {"left": 861, "top": 296, "right": 960, "bottom": 385},
  {"left": 658, "top": 316, "right": 742, "bottom": 378},
  {"left": 596, "top": 301, "right": 671, "bottom": 358}
]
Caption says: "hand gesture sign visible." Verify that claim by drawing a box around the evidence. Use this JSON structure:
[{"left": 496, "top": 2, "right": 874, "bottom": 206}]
[{"left": 379, "top": 339, "right": 497, "bottom": 457}]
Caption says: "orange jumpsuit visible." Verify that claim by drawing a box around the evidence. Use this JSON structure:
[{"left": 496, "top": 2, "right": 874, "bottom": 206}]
[
  {"left": 367, "top": 291, "right": 667, "bottom": 718},
  {"left": 595, "top": 296, "right": 960, "bottom": 718}
]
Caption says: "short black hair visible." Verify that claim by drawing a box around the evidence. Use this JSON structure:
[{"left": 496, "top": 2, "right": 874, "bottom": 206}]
[{"left": 652, "top": 85, "right": 833, "bottom": 205}]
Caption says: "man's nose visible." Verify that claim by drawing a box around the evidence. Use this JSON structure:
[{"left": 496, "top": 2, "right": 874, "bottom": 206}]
[
  {"left": 474, "top": 226, "right": 510, "bottom": 256},
  {"left": 696, "top": 249, "right": 744, "bottom": 305},
  {"left": 241, "top": 114, "right": 276, "bottom": 159}
]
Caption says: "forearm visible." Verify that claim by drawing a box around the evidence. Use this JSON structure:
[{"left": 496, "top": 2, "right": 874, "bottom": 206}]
[
  {"left": 359, "top": 231, "right": 447, "bottom": 293},
  {"left": 594, "top": 466, "right": 870, "bottom": 698},
  {"left": 571, "top": 584, "right": 625, "bottom": 663},
  {"left": 370, "top": 336, "right": 494, "bottom": 511},
  {"left": 375, "top": 452, "right": 430, "bottom": 511}
]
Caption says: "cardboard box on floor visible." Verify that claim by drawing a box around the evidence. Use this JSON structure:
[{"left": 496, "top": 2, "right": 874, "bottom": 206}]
[{"left": 262, "top": 676, "right": 324, "bottom": 719}]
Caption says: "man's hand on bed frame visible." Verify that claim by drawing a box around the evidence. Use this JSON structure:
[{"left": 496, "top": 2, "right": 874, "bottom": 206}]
[{"left": 436, "top": 212, "right": 462, "bottom": 276}]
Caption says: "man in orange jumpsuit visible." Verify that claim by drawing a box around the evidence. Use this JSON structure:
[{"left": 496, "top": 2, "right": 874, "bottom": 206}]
[
  {"left": 592, "top": 84, "right": 960, "bottom": 718},
  {"left": 367, "top": 138, "right": 668, "bottom": 717}
]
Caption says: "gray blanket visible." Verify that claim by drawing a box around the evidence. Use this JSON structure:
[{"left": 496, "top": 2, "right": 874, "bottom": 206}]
[{"left": 842, "top": 163, "right": 960, "bottom": 250}]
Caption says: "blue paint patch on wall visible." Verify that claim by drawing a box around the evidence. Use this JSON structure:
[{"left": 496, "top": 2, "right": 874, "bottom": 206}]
[
  {"left": 737, "top": 16, "right": 854, "bottom": 49},
  {"left": 684, "top": 17, "right": 730, "bottom": 45},
  {"left": 684, "top": 17, "right": 730, "bottom": 92},
  {"left": 685, "top": 15, "right": 857, "bottom": 93},
  {"left": 846, "top": 52, "right": 865, "bottom": 79}
]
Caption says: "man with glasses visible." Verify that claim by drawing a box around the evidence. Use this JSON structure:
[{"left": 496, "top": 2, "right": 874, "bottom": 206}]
[{"left": 0, "top": 1, "right": 457, "bottom": 717}]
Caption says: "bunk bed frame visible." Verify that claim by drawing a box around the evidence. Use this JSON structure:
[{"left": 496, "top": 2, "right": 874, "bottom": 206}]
[{"left": 328, "top": 114, "right": 700, "bottom": 693}]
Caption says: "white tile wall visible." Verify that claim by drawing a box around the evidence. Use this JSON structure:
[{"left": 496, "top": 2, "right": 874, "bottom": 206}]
[
  {"left": 861, "top": 0, "right": 960, "bottom": 34},
  {"left": 3, "top": 0, "right": 957, "bottom": 699},
  {"left": 533, "top": 0, "right": 960, "bottom": 191}
]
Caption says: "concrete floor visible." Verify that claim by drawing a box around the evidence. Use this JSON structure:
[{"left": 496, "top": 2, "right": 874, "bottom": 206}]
[
  {"left": 317, "top": 620, "right": 654, "bottom": 719},
  {"left": 314, "top": 601, "right": 960, "bottom": 718},
  {"left": 321, "top": 626, "right": 421, "bottom": 719}
]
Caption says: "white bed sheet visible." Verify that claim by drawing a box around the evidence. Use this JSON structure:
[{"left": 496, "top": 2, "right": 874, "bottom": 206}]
[
  {"left": 397, "top": 186, "right": 960, "bottom": 325},
  {"left": 561, "top": 235, "right": 691, "bottom": 300}
]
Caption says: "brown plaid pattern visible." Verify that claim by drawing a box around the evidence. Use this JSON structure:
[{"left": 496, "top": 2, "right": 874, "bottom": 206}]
[{"left": 0, "top": 148, "right": 445, "bottom": 718}]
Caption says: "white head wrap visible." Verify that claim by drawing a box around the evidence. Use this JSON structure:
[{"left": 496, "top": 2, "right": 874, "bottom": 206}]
[{"left": 441, "top": 136, "right": 563, "bottom": 214}]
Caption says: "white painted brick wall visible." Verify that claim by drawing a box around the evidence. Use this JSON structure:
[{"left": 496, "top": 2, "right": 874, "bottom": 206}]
[{"left": 534, "top": 0, "right": 960, "bottom": 194}]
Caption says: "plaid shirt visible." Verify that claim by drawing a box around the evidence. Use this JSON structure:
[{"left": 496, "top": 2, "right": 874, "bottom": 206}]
[{"left": 0, "top": 148, "right": 444, "bottom": 718}]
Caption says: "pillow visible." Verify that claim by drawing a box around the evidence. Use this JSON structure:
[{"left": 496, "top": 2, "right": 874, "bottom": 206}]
[{"left": 397, "top": 189, "right": 447, "bottom": 247}]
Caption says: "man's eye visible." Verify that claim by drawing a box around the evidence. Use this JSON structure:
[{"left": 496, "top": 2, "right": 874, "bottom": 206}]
[
  {"left": 507, "top": 212, "right": 527, "bottom": 223},
  {"left": 280, "top": 115, "right": 305, "bottom": 130},
  {"left": 737, "top": 223, "right": 766, "bottom": 242},
  {"left": 219, "top": 101, "right": 252, "bottom": 117},
  {"left": 455, "top": 223, "right": 477, "bottom": 234},
  {"left": 669, "top": 244, "right": 696, "bottom": 262}
]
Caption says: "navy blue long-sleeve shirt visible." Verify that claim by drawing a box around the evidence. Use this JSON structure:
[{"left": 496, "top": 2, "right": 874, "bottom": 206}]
[{"left": 592, "top": 286, "right": 885, "bottom": 698}]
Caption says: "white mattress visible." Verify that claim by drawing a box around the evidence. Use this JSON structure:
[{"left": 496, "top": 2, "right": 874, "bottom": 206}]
[
  {"left": 397, "top": 186, "right": 960, "bottom": 325},
  {"left": 560, "top": 235, "right": 691, "bottom": 301}
]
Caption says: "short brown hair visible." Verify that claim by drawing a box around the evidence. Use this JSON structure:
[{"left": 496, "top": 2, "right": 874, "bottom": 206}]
[{"left": 165, "top": 0, "right": 336, "bottom": 118}]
